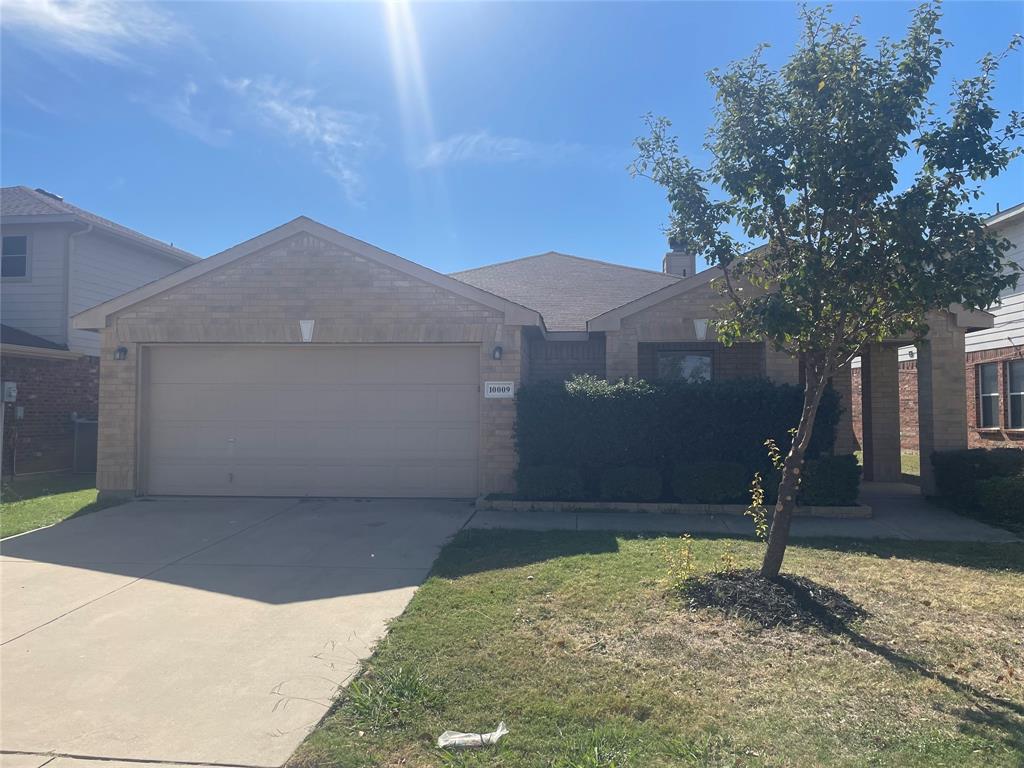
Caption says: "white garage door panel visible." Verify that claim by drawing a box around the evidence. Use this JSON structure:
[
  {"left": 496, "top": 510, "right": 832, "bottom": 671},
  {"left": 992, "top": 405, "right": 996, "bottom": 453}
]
[{"left": 144, "top": 345, "right": 480, "bottom": 497}]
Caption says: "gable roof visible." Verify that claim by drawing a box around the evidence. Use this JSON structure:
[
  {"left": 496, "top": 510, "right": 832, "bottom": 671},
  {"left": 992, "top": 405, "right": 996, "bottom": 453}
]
[
  {"left": 450, "top": 251, "right": 680, "bottom": 332},
  {"left": 73, "top": 217, "right": 542, "bottom": 331},
  {"left": 1, "top": 186, "right": 198, "bottom": 265}
]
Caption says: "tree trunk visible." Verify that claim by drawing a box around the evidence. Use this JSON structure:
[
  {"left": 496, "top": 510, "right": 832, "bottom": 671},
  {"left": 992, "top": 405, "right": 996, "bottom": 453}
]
[{"left": 760, "top": 366, "right": 830, "bottom": 579}]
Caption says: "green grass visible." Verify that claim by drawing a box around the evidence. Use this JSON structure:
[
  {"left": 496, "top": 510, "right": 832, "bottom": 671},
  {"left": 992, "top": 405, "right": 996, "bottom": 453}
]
[
  {"left": 291, "top": 531, "right": 1024, "bottom": 768},
  {"left": 1, "top": 472, "right": 116, "bottom": 538},
  {"left": 854, "top": 449, "right": 921, "bottom": 477}
]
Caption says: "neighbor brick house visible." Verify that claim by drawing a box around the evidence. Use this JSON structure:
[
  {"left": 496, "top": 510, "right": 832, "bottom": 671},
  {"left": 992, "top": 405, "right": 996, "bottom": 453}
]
[
  {"left": 849, "top": 202, "right": 1024, "bottom": 455},
  {"left": 1, "top": 186, "right": 197, "bottom": 474},
  {"left": 74, "top": 217, "right": 987, "bottom": 500}
]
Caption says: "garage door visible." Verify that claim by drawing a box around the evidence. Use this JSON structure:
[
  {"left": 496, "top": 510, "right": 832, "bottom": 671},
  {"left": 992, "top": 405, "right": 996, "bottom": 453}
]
[{"left": 142, "top": 345, "right": 479, "bottom": 497}]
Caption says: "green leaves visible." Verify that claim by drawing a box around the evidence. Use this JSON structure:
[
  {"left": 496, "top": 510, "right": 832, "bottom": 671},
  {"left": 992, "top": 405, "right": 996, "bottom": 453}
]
[{"left": 633, "top": 1, "right": 1021, "bottom": 375}]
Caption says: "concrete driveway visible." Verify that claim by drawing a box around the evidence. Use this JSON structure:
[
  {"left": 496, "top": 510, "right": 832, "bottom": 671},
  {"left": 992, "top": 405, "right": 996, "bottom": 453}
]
[{"left": 1, "top": 497, "right": 473, "bottom": 768}]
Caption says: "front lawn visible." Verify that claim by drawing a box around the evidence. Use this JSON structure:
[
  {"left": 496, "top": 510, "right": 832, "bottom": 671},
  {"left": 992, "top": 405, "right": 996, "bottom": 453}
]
[
  {"left": 292, "top": 531, "right": 1024, "bottom": 768},
  {"left": 1, "top": 472, "right": 114, "bottom": 538}
]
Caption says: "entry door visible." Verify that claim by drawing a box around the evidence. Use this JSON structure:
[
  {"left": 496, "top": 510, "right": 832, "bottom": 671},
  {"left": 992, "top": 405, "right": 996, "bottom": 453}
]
[{"left": 142, "top": 344, "right": 479, "bottom": 497}]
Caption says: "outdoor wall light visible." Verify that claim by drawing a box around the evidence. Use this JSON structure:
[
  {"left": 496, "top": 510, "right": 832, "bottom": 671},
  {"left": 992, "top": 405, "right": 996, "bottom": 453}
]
[
  {"left": 113, "top": 346, "right": 128, "bottom": 361},
  {"left": 492, "top": 345, "right": 503, "bottom": 361},
  {"left": 693, "top": 318, "right": 709, "bottom": 341}
]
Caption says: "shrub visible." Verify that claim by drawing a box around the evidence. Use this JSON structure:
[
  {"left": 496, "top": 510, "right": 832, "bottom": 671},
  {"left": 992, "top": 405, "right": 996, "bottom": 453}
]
[
  {"left": 798, "top": 454, "right": 861, "bottom": 506},
  {"left": 671, "top": 461, "right": 749, "bottom": 503},
  {"left": 976, "top": 476, "right": 1024, "bottom": 527},
  {"left": 516, "top": 465, "right": 584, "bottom": 500},
  {"left": 515, "top": 375, "right": 840, "bottom": 483},
  {"left": 931, "top": 448, "right": 1024, "bottom": 508},
  {"left": 599, "top": 465, "right": 662, "bottom": 502}
]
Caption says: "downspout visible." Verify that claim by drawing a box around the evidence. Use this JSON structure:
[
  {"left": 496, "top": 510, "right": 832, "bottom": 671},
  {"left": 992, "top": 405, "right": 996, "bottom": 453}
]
[{"left": 65, "top": 222, "right": 94, "bottom": 347}]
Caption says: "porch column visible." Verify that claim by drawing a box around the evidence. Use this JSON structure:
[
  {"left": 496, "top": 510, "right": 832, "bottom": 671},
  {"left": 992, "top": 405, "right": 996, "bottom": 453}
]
[
  {"left": 831, "top": 364, "right": 858, "bottom": 455},
  {"left": 917, "top": 312, "right": 968, "bottom": 495},
  {"left": 861, "top": 343, "right": 902, "bottom": 482}
]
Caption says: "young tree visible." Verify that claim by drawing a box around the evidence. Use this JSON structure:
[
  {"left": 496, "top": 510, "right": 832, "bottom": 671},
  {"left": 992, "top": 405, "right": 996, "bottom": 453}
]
[{"left": 633, "top": 3, "right": 1021, "bottom": 578}]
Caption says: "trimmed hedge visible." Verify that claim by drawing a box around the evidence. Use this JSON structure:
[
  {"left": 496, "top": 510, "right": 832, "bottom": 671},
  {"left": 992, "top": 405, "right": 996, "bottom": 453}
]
[
  {"left": 976, "top": 477, "right": 1024, "bottom": 526},
  {"left": 671, "top": 460, "right": 749, "bottom": 503},
  {"left": 512, "top": 375, "right": 857, "bottom": 504},
  {"left": 515, "top": 465, "right": 584, "bottom": 501},
  {"left": 516, "top": 375, "right": 840, "bottom": 500},
  {"left": 932, "top": 448, "right": 1024, "bottom": 530},
  {"left": 932, "top": 448, "right": 1024, "bottom": 508},
  {"left": 599, "top": 466, "right": 662, "bottom": 502},
  {"left": 798, "top": 455, "right": 861, "bottom": 506}
]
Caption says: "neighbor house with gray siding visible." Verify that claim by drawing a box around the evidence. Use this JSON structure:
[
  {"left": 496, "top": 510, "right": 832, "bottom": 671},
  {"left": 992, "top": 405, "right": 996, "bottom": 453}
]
[{"left": 1, "top": 186, "right": 197, "bottom": 474}]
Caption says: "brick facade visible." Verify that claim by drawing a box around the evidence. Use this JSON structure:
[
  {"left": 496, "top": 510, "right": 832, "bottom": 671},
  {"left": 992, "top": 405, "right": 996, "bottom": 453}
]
[
  {"left": 602, "top": 276, "right": 800, "bottom": 385},
  {"left": 96, "top": 231, "right": 523, "bottom": 497},
  {"left": 525, "top": 333, "right": 606, "bottom": 383},
  {"left": 850, "top": 345, "right": 1024, "bottom": 454},
  {"left": 1, "top": 353, "right": 99, "bottom": 474},
  {"left": 637, "top": 341, "right": 764, "bottom": 381}
]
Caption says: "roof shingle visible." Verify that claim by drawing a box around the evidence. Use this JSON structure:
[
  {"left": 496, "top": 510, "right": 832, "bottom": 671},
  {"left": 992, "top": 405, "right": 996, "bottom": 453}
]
[
  {"left": 450, "top": 251, "right": 679, "bottom": 331},
  {"left": 1, "top": 186, "right": 198, "bottom": 263}
]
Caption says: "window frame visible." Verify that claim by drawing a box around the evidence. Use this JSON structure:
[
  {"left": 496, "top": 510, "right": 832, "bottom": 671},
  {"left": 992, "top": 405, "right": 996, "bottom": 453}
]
[
  {"left": 654, "top": 348, "right": 715, "bottom": 383},
  {"left": 1008, "top": 359, "right": 1024, "bottom": 430},
  {"left": 1, "top": 234, "right": 31, "bottom": 281},
  {"left": 977, "top": 361, "right": 1001, "bottom": 429}
]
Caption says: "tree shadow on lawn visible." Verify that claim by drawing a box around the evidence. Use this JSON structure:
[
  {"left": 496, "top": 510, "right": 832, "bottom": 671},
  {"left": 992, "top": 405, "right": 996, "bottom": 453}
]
[
  {"left": 430, "top": 528, "right": 620, "bottom": 579},
  {"left": 839, "top": 620, "right": 1024, "bottom": 747},
  {"left": 437, "top": 528, "right": 1023, "bottom": 750}
]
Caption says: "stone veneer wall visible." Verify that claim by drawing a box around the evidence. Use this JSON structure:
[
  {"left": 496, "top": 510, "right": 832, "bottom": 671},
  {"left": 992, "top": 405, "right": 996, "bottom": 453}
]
[{"left": 96, "top": 232, "right": 523, "bottom": 497}]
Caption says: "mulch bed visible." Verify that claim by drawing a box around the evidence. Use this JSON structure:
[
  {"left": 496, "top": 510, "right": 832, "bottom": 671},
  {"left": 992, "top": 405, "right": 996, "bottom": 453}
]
[{"left": 683, "top": 568, "right": 868, "bottom": 632}]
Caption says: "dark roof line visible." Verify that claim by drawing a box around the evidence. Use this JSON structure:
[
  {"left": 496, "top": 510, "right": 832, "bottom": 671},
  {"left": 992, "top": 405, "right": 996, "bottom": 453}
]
[
  {"left": 0, "top": 324, "right": 68, "bottom": 351},
  {"left": 1, "top": 186, "right": 198, "bottom": 263}
]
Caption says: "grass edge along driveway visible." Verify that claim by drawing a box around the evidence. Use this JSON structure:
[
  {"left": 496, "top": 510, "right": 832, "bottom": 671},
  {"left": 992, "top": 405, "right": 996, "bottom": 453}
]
[
  {"left": 291, "top": 529, "right": 1024, "bottom": 768},
  {"left": 1, "top": 472, "right": 117, "bottom": 539}
]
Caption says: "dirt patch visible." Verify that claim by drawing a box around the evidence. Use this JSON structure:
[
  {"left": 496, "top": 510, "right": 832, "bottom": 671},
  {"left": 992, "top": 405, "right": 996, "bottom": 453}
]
[{"left": 684, "top": 568, "right": 869, "bottom": 631}]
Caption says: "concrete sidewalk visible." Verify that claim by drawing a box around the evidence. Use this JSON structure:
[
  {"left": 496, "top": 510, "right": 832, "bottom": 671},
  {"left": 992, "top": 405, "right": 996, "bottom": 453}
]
[{"left": 467, "top": 482, "right": 1020, "bottom": 542}]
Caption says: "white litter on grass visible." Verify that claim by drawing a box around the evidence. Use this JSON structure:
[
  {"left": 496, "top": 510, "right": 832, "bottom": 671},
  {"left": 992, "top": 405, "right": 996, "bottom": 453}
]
[{"left": 436, "top": 721, "right": 509, "bottom": 749}]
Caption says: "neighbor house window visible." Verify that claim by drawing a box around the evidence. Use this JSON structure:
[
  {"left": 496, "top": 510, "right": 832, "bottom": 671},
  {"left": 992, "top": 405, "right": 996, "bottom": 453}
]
[
  {"left": 978, "top": 362, "right": 1000, "bottom": 428},
  {"left": 1, "top": 235, "right": 28, "bottom": 278},
  {"left": 657, "top": 350, "right": 713, "bottom": 382},
  {"left": 1009, "top": 360, "right": 1024, "bottom": 429}
]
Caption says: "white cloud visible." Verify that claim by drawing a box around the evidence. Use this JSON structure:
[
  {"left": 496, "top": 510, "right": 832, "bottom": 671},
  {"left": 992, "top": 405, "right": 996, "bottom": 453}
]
[
  {"left": 224, "top": 77, "right": 374, "bottom": 201},
  {"left": 420, "top": 130, "right": 584, "bottom": 168},
  {"left": 2, "top": 0, "right": 186, "bottom": 65},
  {"left": 150, "top": 80, "right": 232, "bottom": 147}
]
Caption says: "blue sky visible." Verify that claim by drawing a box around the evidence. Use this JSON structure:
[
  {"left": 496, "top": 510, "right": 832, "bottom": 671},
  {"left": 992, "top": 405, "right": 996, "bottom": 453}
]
[{"left": 2, "top": 1, "right": 1022, "bottom": 273}]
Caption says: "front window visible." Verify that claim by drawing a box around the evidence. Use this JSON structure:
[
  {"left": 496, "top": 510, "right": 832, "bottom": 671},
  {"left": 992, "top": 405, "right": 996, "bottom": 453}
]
[
  {"left": 657, "top": 350, "right": 712, "bottom": 382},
  {"left": 1, "top": 235, "right": 28, "bottom": 278},
  {"left": 1009, "top": 360, "right": 1024, "bottom": 429},
  {"left": 978, "top": 362, "right": 1000, "bottom": 428}
]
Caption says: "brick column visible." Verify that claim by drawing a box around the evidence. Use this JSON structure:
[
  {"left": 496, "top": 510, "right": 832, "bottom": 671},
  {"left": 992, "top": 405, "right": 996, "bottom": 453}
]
[
  {"left": 861, "top": 343, "right": 902, "bottom": 482},
  {"left": 605, "top": 329, "right": 638, "bottom": 381},
  {"left": 831, "top": 364, "right": 858, "bottom": 455},
  {"left": 917, "top": 312, "right": 968, "bottom": 495}
]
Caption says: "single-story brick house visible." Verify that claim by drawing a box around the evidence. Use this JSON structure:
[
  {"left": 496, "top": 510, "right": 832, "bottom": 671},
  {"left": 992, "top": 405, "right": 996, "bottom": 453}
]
[{"left": 74, "top": 217, "right": 990, "bottom": 500}]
